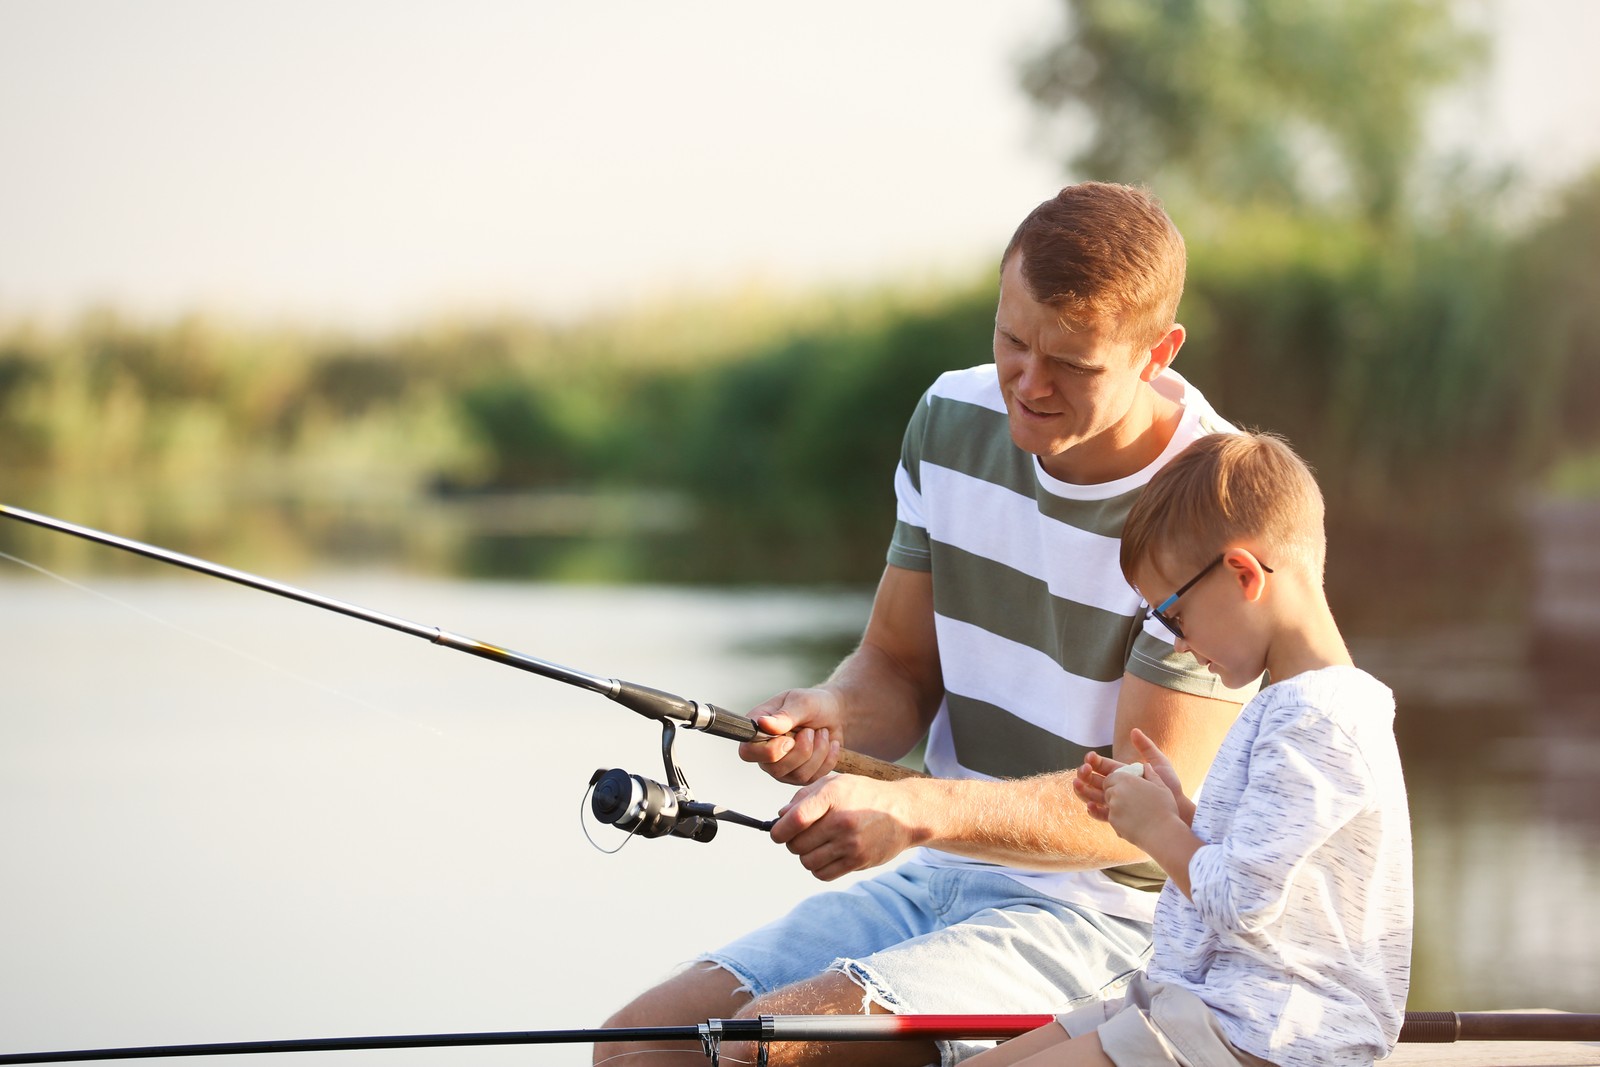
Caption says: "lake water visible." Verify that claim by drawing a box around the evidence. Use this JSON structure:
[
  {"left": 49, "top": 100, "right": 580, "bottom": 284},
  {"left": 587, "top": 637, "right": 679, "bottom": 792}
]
[{"left": 1, "top": 500, "right": 1598, "bottom": 1065}]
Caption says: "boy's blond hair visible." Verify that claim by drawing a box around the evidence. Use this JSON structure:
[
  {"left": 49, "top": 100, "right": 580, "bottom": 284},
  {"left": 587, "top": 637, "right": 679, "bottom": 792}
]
[
  {"left": 1121, "top": 431, "right": 1327, "bottom": 586},
  {"left": 1001, "top": 182, "right": 1186, "bottom": 350}
]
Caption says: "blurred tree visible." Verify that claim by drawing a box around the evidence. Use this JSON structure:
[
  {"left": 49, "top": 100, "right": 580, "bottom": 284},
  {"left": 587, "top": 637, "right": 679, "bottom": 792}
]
[{"left": 1019, "top": 0, "right": 1485, "bottom": 228}]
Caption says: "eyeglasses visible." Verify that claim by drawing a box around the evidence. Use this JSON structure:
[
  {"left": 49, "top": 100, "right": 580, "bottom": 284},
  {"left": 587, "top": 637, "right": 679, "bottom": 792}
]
[{"left": 1148, "top": 554, "right": 1273, "bottom": 641}]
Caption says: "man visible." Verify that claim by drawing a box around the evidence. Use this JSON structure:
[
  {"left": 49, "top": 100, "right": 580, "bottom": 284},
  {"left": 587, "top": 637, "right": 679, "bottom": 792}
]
[{"left": 595, "top": 183, "right": 1252, "bottom": 1067}]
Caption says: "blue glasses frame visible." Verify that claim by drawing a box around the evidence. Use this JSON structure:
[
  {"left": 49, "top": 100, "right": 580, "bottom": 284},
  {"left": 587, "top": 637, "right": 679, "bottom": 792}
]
[{"left": 1149, "top": 554, "right": 1273, "bottom": 640}]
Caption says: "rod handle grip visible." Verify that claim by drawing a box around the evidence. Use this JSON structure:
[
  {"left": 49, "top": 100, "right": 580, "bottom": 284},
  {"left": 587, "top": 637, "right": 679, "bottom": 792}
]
[
  {"left": 832, "top": 748, "right": 925, "bottom": 781},
  {"left": 693, "top": 697, "right": 925, "bottom": 781}
]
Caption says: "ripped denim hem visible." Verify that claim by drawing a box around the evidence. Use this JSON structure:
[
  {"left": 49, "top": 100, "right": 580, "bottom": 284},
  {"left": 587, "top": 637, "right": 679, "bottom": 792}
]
[
  {"left": 829, "top": 957, "right": 987, "bottom": 1067},
  {"left": 693, "top": 952, "right": 765, "bottom": 999}
]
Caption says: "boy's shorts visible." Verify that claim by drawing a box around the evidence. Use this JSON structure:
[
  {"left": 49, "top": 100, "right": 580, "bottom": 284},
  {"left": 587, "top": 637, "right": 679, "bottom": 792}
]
[
  {"left": 1057, "top": 973, "right": 1275, "bottom": 1067},
  {"left": 698, "top": 862, "right": 1153, "bottom": 1067}
]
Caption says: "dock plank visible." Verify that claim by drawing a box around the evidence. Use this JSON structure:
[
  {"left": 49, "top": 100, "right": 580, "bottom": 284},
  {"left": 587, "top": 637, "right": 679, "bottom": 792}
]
[{"left": 1389, "top": 1042, "right": 1599, "bottom": 1065}]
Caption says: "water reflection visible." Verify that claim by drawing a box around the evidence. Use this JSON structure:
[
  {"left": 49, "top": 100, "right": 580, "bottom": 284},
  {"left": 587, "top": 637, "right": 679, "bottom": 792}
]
[{"left": 1, "top": 487, "right": 1597, "bottom": 1018}]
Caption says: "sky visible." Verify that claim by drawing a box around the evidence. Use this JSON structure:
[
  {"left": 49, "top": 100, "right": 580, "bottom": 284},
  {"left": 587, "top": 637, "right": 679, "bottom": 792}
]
[{"left": 1, "top": 0, "right": 1598, "bottom": 331}]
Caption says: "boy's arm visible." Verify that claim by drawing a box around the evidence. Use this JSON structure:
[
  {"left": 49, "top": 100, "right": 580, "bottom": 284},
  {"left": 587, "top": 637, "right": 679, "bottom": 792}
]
[
  {"left": 1100, "top": 763, "right": 1206, "bottom": 899},
  {"left": 1185, "top": 709, "right": 1373, "bottom": 934}
]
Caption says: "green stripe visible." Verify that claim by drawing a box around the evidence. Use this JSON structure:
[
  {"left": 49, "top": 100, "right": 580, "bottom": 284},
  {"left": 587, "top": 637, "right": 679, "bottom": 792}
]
[
  {"left": 899, "top": 393, "right": 931, "bottom": 496},
  {"left": 888, "top": 520, "right": 933, "bottom": 571},
  {"left": 946, "top": 692, "right": 1108, "bottom": 780},
  {"left": 930, "top": 544, "right": 1136, "bottom": 684},
  {"left": 949, "top": 688, "right": 1173, "bottom": 893},
  {"left": 919, "top": 396, "right": 1149, "bottom": 537},
  {"left": 920, "top": 396, "right": 1036, "bottom": 495},
  {"left": 1036, "top": 488, "right": 1145, "bottom": 539},
  {"left": 1104, "top": 859, "right": 1167, "bottom": 892},
  {"left": 1126, "top": 630, "right": 1261, "bottom": 701}
]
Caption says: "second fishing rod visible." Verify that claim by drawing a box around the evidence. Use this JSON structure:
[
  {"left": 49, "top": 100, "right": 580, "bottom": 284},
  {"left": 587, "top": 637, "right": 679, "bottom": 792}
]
[{"left": 0, "top": 503, "right": 922, "bottom": 845}]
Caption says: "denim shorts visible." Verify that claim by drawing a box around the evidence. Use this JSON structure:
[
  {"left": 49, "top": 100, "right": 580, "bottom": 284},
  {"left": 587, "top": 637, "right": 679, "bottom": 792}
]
[{"left": 699, "top": 861, "right": 1154, "bottom": 1066}]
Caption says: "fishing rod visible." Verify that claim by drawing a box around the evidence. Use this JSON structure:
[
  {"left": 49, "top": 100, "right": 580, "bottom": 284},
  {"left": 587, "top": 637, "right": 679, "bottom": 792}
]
[
  {"left": 2, "top": 1011, "right": 1596, "bottom": 1065},
  {"left": 0, "top": 503, "right": 921, "bottom": 846}
]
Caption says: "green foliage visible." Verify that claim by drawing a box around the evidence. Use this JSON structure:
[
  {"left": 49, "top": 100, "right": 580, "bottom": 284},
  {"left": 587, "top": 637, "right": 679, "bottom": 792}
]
[
  {"left": 1019, "top": 0, "right": 1485, "bottom": 227},
  {"left": 672, "top": 283, "right": 995, "bottom": 510},
  {"left": 7, "top": 165, "right": 1600, "bottom": 578},
  {"left": 1507, "top": 172, "right": 1600, "bottom": 469},
  {"left": 1179, "top": 210, "right": 1517, "bottom": 503}
]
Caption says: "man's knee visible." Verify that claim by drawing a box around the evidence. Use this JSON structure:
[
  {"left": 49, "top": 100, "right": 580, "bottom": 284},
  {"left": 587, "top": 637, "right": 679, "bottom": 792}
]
[
  {"left": 738, "top": 969, "right": 881, "bottom": 1018},
  {"left": 723, "top": 972, "right": 933, "bottom": 1067},
  {"left": 603, "top": 961, "right": 749, "bottom": 1026},
  {"left": 593, "top": 962, "right": 750, "bottom": 1064}
]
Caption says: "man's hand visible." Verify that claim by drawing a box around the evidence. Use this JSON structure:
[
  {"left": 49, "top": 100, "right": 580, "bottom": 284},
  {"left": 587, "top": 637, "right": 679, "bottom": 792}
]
[
  {"left": 739, "top": 566, "right": 941, "bottom": 787},
  {"left": 738, "top": 687, "right": 846, "bottom": 785},
  {"left": 769, "top": 775, "right": 923, "bottom": 881}
]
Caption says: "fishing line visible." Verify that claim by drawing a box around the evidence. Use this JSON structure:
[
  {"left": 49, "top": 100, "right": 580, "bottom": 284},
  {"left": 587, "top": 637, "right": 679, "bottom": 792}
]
[
  {"left": 0, "top": 548, "right": 447, "bottom": 740},
  {"left": 594, "top": 1048, "right": 753, "bottom": 1066},
  {"left": 579, "top": 778, "right": 643, "bottom": 855}
]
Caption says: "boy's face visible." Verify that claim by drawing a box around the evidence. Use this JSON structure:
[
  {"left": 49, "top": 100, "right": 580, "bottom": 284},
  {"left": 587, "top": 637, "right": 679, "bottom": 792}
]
[
  {"left": 1136, "top": 553, "right": 1265, "bottom": 691},
  {"left": 993, "top": 254, "right": 1179, "bottom": 484}
]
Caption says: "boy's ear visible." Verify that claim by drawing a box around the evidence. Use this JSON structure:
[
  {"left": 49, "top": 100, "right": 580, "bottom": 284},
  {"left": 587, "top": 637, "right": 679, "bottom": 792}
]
[
  {"left": 1138, "top": 324, "right": 1186, "bottom": 383},
  {"left": 1223, "top": 549, "right": 1270, "bottom": 603}
]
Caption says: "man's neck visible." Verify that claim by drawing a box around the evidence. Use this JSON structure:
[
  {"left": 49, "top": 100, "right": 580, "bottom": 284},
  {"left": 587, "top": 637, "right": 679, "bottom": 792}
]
[{"left": 1039, "top": 388, "right": 1183, "bottom": 484}]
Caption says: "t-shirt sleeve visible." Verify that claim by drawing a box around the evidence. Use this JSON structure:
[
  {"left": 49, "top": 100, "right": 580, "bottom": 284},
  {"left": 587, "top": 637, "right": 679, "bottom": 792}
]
[
  {"left": 1126, "top": 624, "right": 1260, "bottom": 702},
  {"left": 886, "top": 388, "right": 934, "bottom": 572}
]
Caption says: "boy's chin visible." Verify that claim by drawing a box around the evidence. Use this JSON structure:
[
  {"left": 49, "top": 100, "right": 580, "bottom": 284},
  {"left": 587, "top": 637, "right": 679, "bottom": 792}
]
[{"left": 1204, "top": 661, "right": 1244, "bottom": 689}]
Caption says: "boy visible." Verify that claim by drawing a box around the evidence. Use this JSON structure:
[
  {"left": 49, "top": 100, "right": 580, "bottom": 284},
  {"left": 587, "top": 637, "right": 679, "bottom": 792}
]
[{"left": 967, "top": 431, "right": 1412, "bottom": 1067}]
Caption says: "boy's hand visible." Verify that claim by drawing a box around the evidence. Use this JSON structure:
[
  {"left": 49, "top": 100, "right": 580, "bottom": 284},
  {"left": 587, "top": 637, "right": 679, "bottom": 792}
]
[
  {"left": 1125, "top": 727, "right": 1197, "bottom": 827},
  {"left": 1103, "top": 763, "right": 1182, "bottom": 850},
  {"left": 1099, "top": 729, "right": 1206, "bottom": 900},
  {"left": 1074, "top": 728, "right": 1197, "bottom": 832}
]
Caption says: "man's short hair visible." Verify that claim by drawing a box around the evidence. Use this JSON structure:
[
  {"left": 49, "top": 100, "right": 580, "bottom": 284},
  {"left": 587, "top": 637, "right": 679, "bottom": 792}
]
[
  {"left": 1121, "top": 431, "right": 1327, "bottom": 586},
  {"left": 1002, "top": 182, "right": 1187, "bottom": 350}
]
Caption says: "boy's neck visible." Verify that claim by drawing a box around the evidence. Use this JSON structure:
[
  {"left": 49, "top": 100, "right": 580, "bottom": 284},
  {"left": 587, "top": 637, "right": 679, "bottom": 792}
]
[{"left": 1263, "top": 595, "right": 1353, "bottom": 684}]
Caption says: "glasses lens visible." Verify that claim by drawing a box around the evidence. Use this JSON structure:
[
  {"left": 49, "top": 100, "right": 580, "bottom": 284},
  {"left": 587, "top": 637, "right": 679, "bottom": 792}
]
[{"left": 1152, "top": 608, "right": 1183, "bottom": 640}]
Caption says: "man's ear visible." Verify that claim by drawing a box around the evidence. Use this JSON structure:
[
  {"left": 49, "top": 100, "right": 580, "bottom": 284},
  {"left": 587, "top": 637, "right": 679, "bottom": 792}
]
[
  {"left": 1138, "top": 324, "right": 1186, "bottom": 383},
  {"left": 1223, "top": 548, "right": 1270, "bottom": 602}
]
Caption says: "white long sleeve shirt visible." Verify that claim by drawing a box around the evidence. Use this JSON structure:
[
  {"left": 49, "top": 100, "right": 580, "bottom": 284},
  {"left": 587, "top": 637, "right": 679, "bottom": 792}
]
[{"left": 1147, "top": 666, "right": 1413, "bottom": 1067}]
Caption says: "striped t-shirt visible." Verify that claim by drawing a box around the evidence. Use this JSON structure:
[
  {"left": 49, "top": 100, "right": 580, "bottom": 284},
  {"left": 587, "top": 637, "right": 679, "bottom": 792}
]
[{"left": 886, "top": 364, "right": 1246, "bottom": 921}]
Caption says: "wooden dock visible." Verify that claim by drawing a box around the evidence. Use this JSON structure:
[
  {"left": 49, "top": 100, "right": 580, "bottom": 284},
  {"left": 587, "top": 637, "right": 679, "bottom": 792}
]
[
  {"left": 1389, "top": 1011, "right": 1598, "bottom": 1066},
  {"left": 1390, "top": 1043, "right": 1598, "bottom": 1065}
]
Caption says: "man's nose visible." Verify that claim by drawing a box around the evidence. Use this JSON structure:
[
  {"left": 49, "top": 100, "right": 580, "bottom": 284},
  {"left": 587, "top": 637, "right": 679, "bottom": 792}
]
[{"left": 1015, "top": 353, "right": 1051, "bottom": 398}]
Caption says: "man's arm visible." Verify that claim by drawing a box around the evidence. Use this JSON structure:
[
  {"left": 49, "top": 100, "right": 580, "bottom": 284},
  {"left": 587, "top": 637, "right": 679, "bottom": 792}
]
[
  {"left": 769, "top": 674, "right": 1241, "bottom": 881},
  {"left": 739, "top": 564, "right": 944, "bottom": 783}
]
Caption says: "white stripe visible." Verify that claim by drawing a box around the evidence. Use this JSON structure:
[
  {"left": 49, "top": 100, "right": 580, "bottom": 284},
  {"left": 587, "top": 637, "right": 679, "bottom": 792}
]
[
  {"left": 922, "top": 702, "right": 960, "bottom": 777},
  {"left": 927, "top": 364, "right": 1006, "bottom": 412},
  {"left": 935, "top": 616, "right": 1121, "bottom": 744},
  {"left": 920, "top": 463, "right": 1139, "bottom": 615},
  {"left": 893, "top": 462, "right": 924, "bottom": 528}
]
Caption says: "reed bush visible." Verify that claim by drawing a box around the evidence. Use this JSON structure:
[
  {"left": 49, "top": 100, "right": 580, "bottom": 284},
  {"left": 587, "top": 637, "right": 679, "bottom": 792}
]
[{"left": 3, "top": 166, "right": 1598, "bottom": 567}]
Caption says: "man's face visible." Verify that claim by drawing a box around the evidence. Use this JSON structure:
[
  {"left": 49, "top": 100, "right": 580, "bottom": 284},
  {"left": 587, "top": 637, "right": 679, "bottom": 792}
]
[{"left": 993, "top": 255, "right": 1160, "bottom": 483}]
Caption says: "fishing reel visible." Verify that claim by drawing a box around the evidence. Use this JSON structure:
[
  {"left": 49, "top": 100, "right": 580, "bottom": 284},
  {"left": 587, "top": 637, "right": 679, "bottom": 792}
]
[{"left": 587, "top": 721, "right": 775, "bottom": 846}]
